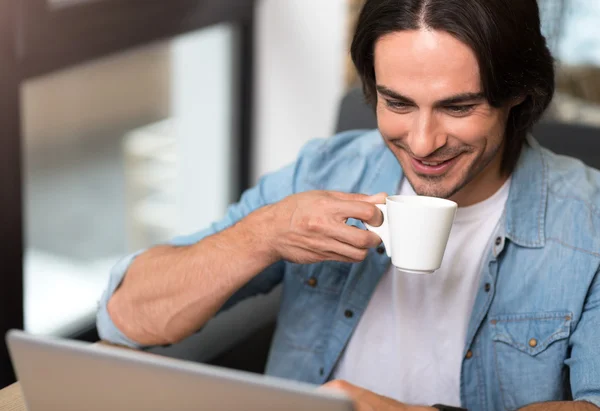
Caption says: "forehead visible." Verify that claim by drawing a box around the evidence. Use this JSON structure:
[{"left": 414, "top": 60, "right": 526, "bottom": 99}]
[{"left": 373, "top": 29, "right": 482, "bottom": 96}]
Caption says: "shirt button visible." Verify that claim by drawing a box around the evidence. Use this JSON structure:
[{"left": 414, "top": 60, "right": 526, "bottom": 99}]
[
  {"left": 319, "top": 367, "right": 324, "bottom": 376},
  {"left": 495, "top": 237, "right": 502, "bottom": 246},
  {"left": 484, "top": 283, "right": 491, "bottom": 292},
  {"left": 465, "top": 350, "right": 473, "bottom": 359},
  {"left": 344, "top": 309, "right": 354, "bottom": 318},
  {"left": 529, "top": 338, "right": 538, "bottom": 348},
  {"left": 376, "top": 246, "right": 385, "bottom": 254},
  {"left": 306, "top": 277, "right": 318, "bottom": 287}
]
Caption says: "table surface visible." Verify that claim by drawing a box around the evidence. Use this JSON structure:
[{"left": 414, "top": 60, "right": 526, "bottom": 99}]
[
  {"left": 0, "top": 341, "right": 137, "bottom": 411},
  {"left": 0, "top": 383, "right": 23, "bottom": 411}
]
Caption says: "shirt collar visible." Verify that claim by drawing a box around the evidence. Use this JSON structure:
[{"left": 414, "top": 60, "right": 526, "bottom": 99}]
[{"left": 504, "top": 135, "right": 548, "bottom": 248}]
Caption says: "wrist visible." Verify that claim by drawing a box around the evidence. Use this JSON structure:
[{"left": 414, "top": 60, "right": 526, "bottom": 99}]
[{"left": 234, "top": 205, "right": 281, "bottom": 266}]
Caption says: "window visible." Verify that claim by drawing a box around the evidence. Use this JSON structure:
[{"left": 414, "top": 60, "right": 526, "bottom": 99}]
[
  {"left": 540, "top": 0, "right": 600, "bottom": 127},
  {"left": 0, "top": 0, "right": 255, "bottom": 387},
  {"left": 22, "top": 25, "right": 239, "bottom": 336}
]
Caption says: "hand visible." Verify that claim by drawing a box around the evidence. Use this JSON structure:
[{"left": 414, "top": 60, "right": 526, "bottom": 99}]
[
  {"left": 321, "top": 380, "right": 435, "bottom": 411},
  {"left": 256, "top": 190, "right": 386, "bottom": 264}
]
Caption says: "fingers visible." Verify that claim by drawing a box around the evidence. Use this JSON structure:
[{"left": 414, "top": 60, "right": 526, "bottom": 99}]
[
  {"left": 320, "top": 381, "right": 401, "bottom": 411},
  {"left": 322, "top": 252, "right": 367, "bottom": 264},
  {"left": 331, "top": 199, "right": 385, "bottom": 227},
  {"left": 330, "top": 225, "right": 382, "bottom": 249},
  {"left": 300, "top": 238, "right": 370, "bottom": 263},
  {"left": 362, "top": 203, "right": 384, "bottom": 227},
  {"left": 321, "top": 380, "right": 363, "bottom": 397}
]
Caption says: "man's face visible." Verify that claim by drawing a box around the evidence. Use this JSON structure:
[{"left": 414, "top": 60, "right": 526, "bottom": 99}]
[{"left": 374, "top": 29, "right": 515, "bottom": 205}]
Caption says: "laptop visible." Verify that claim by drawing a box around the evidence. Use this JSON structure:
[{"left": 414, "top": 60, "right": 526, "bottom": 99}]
[{"left": 6, "top": 329, "right": 354, "bottom": 411}]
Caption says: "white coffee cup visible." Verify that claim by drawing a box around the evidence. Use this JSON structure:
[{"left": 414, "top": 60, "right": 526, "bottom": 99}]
[{"left": 365, "top": 195, "right": 457, "bottom": 273}]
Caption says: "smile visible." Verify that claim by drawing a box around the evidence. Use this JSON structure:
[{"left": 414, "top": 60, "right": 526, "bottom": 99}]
[{"left": 410, "top": 155, "right": 460, "bottom": 176}]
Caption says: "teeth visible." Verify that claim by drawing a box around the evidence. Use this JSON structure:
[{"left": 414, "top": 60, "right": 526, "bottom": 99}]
[{"left": 422, "top": 161, "right": 442, "bottom": 166}]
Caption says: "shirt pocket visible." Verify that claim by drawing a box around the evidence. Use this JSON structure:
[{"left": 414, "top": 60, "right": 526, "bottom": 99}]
[
  {"left": 491, "top": 311, "right": 572, "bottom": 411},
  {"left": 291, "top": 261, "right": 351, "bottom": 295},
  {"left": 276, "top": 262, "right": 351, "bottom": 351}
]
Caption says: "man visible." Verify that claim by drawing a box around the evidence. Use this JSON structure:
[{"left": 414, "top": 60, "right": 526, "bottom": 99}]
[{"left": 97, "top": 0, "right": 600, "bottom": 410}]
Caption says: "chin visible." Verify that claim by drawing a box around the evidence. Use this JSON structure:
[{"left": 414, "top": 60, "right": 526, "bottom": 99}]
[
  {"left": 411, "top": 183, "right": 457, "bottom": 199},
  {"left": 405, "top": 173, "right": 465, "bottom": 199}
]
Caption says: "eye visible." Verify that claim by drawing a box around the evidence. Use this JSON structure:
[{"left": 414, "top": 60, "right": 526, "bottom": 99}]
[
  {"left": 445, "top": 105, "right": 475, "bottom": 115},
  {"left": 385, "top": 100, "right": 412, "bottom": 112}
]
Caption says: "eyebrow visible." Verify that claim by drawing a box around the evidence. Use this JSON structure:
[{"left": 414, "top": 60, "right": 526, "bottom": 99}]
[{"left": 376, "top": 85, "right": 485, "bottom": 106}]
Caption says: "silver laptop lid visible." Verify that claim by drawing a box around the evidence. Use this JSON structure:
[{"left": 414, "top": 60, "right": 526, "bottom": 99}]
[{"left": 6, "top": 329, "right": 353, "bottom": 411}]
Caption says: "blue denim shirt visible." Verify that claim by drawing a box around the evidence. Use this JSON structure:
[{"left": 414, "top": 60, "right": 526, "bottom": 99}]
[{"left": 98, "top": 129, "right": 600, "bottom": 411}]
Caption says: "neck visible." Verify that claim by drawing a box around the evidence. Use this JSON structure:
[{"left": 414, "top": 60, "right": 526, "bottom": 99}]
[{"left": 450, "top": 154, "right": 509, "bottom": 207}]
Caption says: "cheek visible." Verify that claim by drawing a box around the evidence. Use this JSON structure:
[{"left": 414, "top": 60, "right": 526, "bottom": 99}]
[
  {"left": 442, "top": 113, "right": 504, "bottom": 147},
  {"left": 376, "top": 105, "right": 410, "bottom": 137}
]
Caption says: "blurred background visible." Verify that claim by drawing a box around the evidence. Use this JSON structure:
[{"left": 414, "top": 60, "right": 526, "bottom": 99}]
[{"left": 1, "top": 0, "right": 598, "bottom": 387}]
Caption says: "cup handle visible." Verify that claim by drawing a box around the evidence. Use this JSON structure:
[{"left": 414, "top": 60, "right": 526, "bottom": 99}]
[{"left": 364, "top": 204, "right": 391, "bottom": 258}]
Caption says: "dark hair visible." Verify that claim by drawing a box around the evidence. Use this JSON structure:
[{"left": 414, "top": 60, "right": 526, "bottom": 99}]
[{"left": 351, "top": 0, "right": 555, "bottom": 174}]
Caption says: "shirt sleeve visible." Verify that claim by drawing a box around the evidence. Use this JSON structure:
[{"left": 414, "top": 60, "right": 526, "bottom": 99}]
[{"left": 566, "top": 265, "right": 600, "bottom": 408}]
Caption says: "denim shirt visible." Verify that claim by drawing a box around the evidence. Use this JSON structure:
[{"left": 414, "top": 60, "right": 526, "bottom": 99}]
[{"left": 97, "top": 129, "right": 600, "bottom": 411}]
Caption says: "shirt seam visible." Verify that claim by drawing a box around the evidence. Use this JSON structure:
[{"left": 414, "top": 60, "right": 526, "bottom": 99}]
[
  {"left": 473, "top": 336, "right": 487, "bottom": 411},
  {"left": 546, "top": 237, "right": 600, "bottom": 258},
  {"left": 493, "top": 337, "right": 510, "bottom": 411},
  {"left": 538, "top": 148, "right": 549, "bottom": 245},
  {"left": 490, "top": 312, "right": 572, "bottom": 322}
]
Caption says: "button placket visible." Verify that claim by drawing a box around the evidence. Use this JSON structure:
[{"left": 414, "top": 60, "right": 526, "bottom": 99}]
[{"left": 493, "top": 236, "right": 505, "bottom": 257}]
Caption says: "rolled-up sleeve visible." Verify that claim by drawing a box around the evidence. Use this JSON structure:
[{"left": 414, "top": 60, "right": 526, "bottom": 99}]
[
  {"left": 95, "top": 137, "right": 330, "bottom": 348},
  {"left": 567, "top": 266, "right": 600, "bottom": 408},
  {"left": 96, "top": 251, "right": 147, "bottom": 347}
]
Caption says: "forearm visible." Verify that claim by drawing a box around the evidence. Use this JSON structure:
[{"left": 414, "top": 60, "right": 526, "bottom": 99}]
[
  {"left": 107, "top": 206, "right": 278, "bottom": 346},
  {"left": 521, "top": 401, "right": 599, "bottom": 411}
]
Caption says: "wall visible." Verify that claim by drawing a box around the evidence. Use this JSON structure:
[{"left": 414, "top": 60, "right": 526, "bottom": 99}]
[{"left": 252, "top": 0, "right": 348, "bottom": 181}]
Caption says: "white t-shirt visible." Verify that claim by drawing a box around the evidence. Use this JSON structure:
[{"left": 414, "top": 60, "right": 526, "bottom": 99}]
[{"left": 332, "top": 177, "right": 511, "bottom": 406}]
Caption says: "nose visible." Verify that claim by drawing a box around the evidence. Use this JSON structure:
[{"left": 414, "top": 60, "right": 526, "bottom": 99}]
[{"left": 406, "top": 111, "right": 446, "bottom": 158}]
